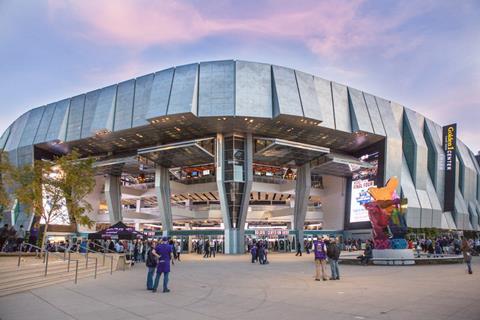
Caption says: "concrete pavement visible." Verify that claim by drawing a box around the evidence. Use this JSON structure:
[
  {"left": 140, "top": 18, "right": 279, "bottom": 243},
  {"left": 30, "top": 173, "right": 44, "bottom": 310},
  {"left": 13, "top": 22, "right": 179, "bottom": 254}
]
[{"left": 0, "top": 253, "right": 479, "bottom": 320}]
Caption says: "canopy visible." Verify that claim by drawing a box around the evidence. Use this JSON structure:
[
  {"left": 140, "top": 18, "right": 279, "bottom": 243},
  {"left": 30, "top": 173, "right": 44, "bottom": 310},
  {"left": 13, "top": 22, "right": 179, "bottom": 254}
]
[{"left": 88, "top": 221, "right": 145, "bottom": 240}]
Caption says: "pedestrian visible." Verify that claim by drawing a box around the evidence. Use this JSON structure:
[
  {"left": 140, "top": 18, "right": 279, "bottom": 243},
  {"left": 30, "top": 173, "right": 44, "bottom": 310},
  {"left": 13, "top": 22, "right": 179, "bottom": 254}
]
[
  {"left": 175, "top": 242, "right": 181, "bottom": 261},
  {"left": 17, "top": 225, "right": 26, "bottom": 250},
  {"left": 258, "top": 241, "right": 266, "bottom": 264},
  {"left": 209, "top": 240, "right": 215, "bottom": 258},
  {"left": 146, "top": 241, "right": 158, "bottom": 290},
  {"left": 203, "top": 240, "right": 210, "bottom": 258},
  {"left": 327, "top": 238, "right": 341, "bottom": 280},
  {"left": 295, "top": 241, "right": 302, "bottom": 256},
  {"left": 461, "top": 237, "right": 473, "bottom": 275},
  {"left": 152, "top": 237, "right": 173, "bottom": 293},
  {"left": 250, "top": 244, "right": 257, "bottom": 263},
  {"left": 313, "top": 238, "right": 328, "bottom": 281},
  {"left": 0, "top": 224, "right": 9, "bottom": 251}
]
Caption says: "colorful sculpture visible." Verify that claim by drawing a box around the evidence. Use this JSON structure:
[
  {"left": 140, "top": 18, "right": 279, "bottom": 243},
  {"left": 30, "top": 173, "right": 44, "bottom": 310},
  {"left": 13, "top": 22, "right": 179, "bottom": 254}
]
[{"left": 364, "top": 177, "right": 408, "bottom": 249}]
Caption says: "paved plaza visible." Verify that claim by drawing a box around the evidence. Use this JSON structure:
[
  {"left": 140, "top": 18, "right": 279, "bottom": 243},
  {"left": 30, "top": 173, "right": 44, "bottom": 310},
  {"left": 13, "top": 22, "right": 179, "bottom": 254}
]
[{"left": 0, "top": 254, "right": 479, "bottom": 320}]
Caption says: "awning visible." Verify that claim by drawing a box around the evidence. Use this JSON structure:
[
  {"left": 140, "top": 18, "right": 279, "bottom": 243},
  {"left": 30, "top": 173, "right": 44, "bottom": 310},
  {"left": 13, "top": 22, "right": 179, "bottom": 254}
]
[
  {"left": 254, "top": 138, "right": 329, "bottom": 166},
  {"left": 138, "top": 138, "right": 214, "bottom": 168},
  {"left": 311, "top": 153, "right": 374, "bottom": 177}
]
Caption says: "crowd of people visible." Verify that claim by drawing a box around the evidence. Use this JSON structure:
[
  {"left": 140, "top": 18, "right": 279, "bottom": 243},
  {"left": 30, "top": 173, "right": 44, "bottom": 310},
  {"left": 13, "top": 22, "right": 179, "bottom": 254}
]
[
  {"left": 0, "top": 224, "right": 28, "bottom": 252},
  {"left": 248, "top": 240, "right": 269, "bottom": 264},
  {"left": 2, "top": 221, "right": 479, "bottom": 291}
]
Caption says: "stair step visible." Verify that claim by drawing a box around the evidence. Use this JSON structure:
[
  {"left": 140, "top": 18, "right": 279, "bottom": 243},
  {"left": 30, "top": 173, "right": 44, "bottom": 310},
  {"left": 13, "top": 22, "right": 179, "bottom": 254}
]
[
  {"left": 0, "top": 262, "right": 112, "bottom": 285},
  {"left": 0, "top": 266, "right": 112, "bottom": 293},
  {"left": 0, "top": 268, "right": 112, "bottom": 297}
]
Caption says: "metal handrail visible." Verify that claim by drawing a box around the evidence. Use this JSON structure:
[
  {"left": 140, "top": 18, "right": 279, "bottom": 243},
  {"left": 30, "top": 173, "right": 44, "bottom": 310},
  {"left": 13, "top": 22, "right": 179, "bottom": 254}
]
[
  {"left": 17, "top": 243, "right": 81, "bottom": 284},
  {"left": 88, "top": 241, "right": 117, "bottom": 254},
  {"left": 88, "top": 241, "right": 127, "bottom": 272},
  {"left": 57, "top": 245, "right": 100, "bottom": 279}
]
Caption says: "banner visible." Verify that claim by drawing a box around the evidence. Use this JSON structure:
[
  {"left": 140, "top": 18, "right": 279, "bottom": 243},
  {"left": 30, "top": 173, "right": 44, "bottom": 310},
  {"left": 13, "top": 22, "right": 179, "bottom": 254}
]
[{"left": 442, "top": 123, "right": 456, "bottom": 212}]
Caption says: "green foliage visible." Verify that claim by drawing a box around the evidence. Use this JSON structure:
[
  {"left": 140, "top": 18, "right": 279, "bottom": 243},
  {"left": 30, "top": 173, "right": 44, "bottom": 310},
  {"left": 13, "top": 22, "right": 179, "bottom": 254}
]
[
  {"left": 55, "top": 150, "right": 96, "bottom": 228},
  {"left": 0, "top": 150, "right": 96, "bottom": 229},
  {"left": 0, "top": 152, "right": 12, "bottom": 218}
]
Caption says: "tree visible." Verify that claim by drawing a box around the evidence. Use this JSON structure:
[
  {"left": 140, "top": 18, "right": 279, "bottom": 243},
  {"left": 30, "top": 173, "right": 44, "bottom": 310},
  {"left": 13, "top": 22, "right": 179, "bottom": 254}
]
[
  {"left": 0, "top": 152, "right": 13, "bottom": 219},
  {"left": 55, "top": 150, "right": 96, "bottom": 228},
  {"left": 3, "top": 150, "right": 96, "bottom": 251}
]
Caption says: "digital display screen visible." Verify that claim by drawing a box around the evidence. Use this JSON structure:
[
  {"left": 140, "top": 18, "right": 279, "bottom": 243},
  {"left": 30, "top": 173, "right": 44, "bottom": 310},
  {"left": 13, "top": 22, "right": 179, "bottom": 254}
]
[{"left": 349, "top": 151, "right": 379, "bottom": 223}]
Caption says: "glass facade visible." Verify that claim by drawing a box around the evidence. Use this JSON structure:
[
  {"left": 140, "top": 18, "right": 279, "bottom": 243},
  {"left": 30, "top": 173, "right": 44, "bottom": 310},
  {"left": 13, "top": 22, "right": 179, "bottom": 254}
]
[{"left": 223, "top": 136, "right": 247, "bottom": 228}]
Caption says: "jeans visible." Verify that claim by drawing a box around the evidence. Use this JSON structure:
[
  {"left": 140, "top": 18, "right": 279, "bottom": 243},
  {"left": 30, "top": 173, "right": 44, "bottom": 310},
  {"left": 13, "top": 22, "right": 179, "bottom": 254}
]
[
  {"left": 146, "top": 267, "right": 156, "bottom": 289},
  {"left": 329, "top": 259, "right": 340, "bottom": 279},
  {"left": 466, "top": 261, "right": 473, "bottom": 274},
  {"left": 153, "top": 271, "right": 170, "bottom": 291}
]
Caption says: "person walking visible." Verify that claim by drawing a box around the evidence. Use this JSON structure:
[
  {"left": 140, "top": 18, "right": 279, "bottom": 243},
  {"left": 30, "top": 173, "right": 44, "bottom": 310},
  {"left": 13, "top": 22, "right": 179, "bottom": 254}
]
[
  {"left": 461, "top": 237, "right": 473, "bottom": 274},
  {"left": 209, "top": 240, "right": 216, "bottom": 258},
  {"left": 152, "top": 237, "right": 173, "bottom": 293},
  {"left": 17, "top": 225, "right": 26, "bottom": 250},
  {"left": 175, "top": 242, "right": 181, "bottom": 261},
  {"left": 313, "top": 238, "right": 328, "bottom": 281},
  {"left": 203, "top": 240, "right": 210, "bottom": 258},
  {"left": 250, "top": 244, "right": 257, "bottom": 263},
  {"left": 295, "top": 241, "right": 302, "bottom": 256},
  {"left": 146, "top": 241, "right": 158, "bottom": 290},
  {"left": 327, "top": 238, "right": 341, "bottom": 280}
]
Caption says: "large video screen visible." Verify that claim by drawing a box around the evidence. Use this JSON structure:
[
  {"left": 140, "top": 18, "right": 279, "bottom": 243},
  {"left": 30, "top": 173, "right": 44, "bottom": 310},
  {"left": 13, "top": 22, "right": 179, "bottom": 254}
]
[{"left": 349, "top": 151, "right": 379, "bottom": 223}]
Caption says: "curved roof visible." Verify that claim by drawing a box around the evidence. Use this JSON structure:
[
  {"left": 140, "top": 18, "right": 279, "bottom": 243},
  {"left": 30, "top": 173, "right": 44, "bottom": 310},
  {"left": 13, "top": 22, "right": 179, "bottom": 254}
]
[{"left": 0, "top": 60, "right": 473, "bottom": 162}]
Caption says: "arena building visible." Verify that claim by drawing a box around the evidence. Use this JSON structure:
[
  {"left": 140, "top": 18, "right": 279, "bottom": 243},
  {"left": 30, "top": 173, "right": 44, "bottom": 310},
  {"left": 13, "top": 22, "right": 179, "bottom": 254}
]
[{"left": 1, "top": 60, "right": 479, "bottom": 253}]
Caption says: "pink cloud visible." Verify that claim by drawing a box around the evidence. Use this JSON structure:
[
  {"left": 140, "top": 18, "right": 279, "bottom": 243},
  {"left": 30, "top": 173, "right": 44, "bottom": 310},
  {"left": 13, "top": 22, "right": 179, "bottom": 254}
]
[{"left": 46, "top": 0, "right": 431, "bottom": 58}]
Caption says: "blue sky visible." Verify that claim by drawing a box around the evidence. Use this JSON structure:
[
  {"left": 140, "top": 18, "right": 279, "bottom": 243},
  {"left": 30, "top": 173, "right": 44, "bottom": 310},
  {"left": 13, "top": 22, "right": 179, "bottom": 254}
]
[{"left": 0, "top": 0, "right": 479, "bottom": 151}]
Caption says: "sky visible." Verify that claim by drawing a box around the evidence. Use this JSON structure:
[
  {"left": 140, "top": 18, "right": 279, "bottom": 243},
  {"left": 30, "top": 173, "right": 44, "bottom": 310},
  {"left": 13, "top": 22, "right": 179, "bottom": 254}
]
[{"left": 0, "top": 0, "right": 479, "bottom": 152}]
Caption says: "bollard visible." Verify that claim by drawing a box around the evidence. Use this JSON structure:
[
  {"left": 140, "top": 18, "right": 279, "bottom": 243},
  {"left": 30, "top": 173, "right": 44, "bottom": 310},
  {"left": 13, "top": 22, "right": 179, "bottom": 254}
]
[{"left": 44, "top": 252, "right": 49, "bottom": 276}]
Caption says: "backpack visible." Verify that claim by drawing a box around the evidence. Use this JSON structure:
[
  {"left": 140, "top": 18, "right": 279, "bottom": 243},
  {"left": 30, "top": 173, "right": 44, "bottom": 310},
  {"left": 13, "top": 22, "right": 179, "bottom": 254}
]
[{"left": 146, "top": 251, "right": 157, "bottom": 268}]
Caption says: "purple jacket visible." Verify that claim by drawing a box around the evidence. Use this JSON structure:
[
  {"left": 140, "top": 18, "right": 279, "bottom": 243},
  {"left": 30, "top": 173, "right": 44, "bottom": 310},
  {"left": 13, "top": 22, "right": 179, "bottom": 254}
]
[{"left": 313, "top": 240, "right": 327, "bottom": 259}]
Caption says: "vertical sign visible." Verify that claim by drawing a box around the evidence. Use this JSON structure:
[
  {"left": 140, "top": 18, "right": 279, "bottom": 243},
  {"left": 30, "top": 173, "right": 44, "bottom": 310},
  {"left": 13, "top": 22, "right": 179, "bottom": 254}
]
[{"left": 442, "top": 123, "right": 456, "bottom": 212}]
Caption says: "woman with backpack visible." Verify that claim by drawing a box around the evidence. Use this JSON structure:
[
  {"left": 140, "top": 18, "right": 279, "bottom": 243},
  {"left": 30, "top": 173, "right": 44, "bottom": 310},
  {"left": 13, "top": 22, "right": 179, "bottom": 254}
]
[{"left": 146, "top": 241, "right": 158, "bottom": 290}]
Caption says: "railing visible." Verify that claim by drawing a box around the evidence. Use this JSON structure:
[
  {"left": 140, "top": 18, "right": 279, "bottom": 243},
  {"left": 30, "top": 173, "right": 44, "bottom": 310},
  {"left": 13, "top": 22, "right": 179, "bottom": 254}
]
[
  {"left": 17, "top": 243, "right": 81, "bottom": 284},
  {"left": 88, "top": 241, "right": 126, "bottom": 272}
]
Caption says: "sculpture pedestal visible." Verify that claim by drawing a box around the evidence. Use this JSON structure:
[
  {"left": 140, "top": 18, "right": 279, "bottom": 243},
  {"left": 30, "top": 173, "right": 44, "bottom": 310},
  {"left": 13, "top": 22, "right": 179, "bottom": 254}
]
[{"left": 372, "top": 249, "right": 415, "bottom": 265}]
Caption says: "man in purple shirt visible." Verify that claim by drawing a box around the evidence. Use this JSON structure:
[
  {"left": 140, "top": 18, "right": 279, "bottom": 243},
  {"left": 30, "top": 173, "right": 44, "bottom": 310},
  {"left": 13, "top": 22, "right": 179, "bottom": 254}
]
[
  {"left": 313, "top": 238, "right": 328, "bottom": 281},
  {"left": 152, "top": 237, "right": 173, "bottom": 293}
]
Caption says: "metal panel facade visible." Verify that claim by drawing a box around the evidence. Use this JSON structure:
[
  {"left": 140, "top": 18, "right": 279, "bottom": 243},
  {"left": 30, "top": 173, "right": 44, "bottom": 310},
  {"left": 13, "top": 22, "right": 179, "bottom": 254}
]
[
  {"left": 314, "top": 77, "right": 334, "bottom": 129},
  {"left": 403, "top": 108, "right": 428, "bottom": 189},
  {"left": 91, "top": 85, "right": 116, "bottom": 133},
  {"left": 235, "top": 61, "right": 272, "bottom": 118},
  {"left": 331, "top": 82, "right": 351, "bottom": 132},
  {"left": 81, "top": 90, "right": 101, "bottom": 138},
  {"left": 295, "top": 71, "right": 322, "bottom": 121},
  {"left": 376, "top": 97, "right": 402, "bottom": 193},
  {"left": 199, "top": 60, "right": 235, "bottom": 117},
  {"left": 272, "top": 65, "right": 303, "bottom": 117},
  {"left": 146, "top": 68, "right": 174, "bottom": 120},
  {"left": 34, "top": 103, "right": 56, "bottom": 144},
  {"left": 168, "top": 63, "right": 198, "bottom": 115},
  {"left": 426, "top": 176, "right": 443, "bottom": 228},
  {"left": 0, "top": 126, "right": 11, "bottom": 150},
  {"left": 46, "top": 99, "right": 69, "bottom": 142},
  {"left": 401, "top": 155, "right": 421, "bottom": 228},
  {"left": 363, "top": 93, "right": 385, "bottom": 136},
  {"left": 18, "top": 107, "right": 44, "bottom": 147},
  {"left": 132, "top": 74, "right": 154, "bottom": 127},
  {"left": 348, "top": 87, "right": 374, "bottom": 133},
  {"left": 66, "top": 95, "right": 85, "bottom": 142},
  {"left": 5, "top": 113, "right": 29, "bottom": 151},
  {"left": 113, "top": 80, "right": 135, "bottom": 131}
]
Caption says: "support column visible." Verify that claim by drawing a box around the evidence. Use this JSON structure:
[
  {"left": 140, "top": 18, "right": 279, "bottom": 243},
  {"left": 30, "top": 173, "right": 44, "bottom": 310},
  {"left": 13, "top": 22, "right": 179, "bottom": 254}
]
[
  {"left": 216, "top": 133, "right": 253, "bottom": 254},
  {"left": 104, "top": 175, "right": 122, "bottom": 223},
  {"left": 155, "top": 166, "right": 173, "bottom": 236},
  {"left": 293, "top": 163, "right": 311, "bottom": 251}
]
